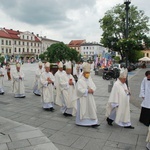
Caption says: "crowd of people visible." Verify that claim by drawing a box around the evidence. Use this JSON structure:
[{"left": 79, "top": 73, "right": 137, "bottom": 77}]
[{"left": 0, "top": 61, "right": 150, "bottom": 149}]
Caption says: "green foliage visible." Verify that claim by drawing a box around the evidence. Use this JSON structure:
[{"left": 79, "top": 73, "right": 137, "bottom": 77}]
[
  {"left": 114, "top": 56, "right": 120, "bottom": 63},
  {"left": 39, "top": 53, "right": 45, "bottom": 61},
  {"left": 46, "top": 42, "right": 81, "bottom": 63},
  {"left": 99, "top": 4, "right": 150, "bottom": 61},
  {"left": 0, "top": 54, "right": 4, "bottom": 63}
]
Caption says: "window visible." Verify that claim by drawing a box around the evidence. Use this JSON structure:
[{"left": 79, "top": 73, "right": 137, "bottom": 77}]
[
  {"left": 31, "top": 37, "right": 32, "bottom": 40},
  {"left": 19, "top": 41, "right": 20, "bottom": 45},
  {"left": 9, "top": 49, "right": 11, "bottom": 53},
  {"left": 27, "top": 49, "right": 29, "bottom": 53},
  {"left": 31, "top": 49, "right": 33, "bottom": 52},
  {"left": 2, "top": 48, "right": 4, "bottom": 53},
  {"left": 23, "top": 35, "right": 24, "bottom": 39},
  {"left": 34, "top": 43, "right": 36, "bottom": 46},
  {"left": 31, "top": 43, "right": 32, "bottom": 46},
  {"left": 23, "top": 42, "right": 24, "bottom": 45},
  {"left": 23, "top": 48, "right": 25, "bottom": 52},
  {"left": 87, "top": 47, "right": 88, "bottom": 49},
  {"left": 147, "top": 53, "right": 149, "bottom": 57},
  {"left": 14, "top": 48, "right": 17, "bottom": 52},
  {"left": 9, "top": 41, "right": 11, "bottom": 45},
  {"left": 1, "top": 40, "right": 4, "bottom": 45},
  {"left": 35, "top": 49, "right": 36, "bottom": 53},
  {"left": 27, "top": 42, "right": 29, "bottom": 46},
  {"left": 27, "top": 36, "right": 29, "bottom": 40},
  {"left": 14, "top": 41, "right": 16, "bottom": 45},
  {"left": 6, "top": 48, "right": 8, "bottom": 53},
  {"left": 19, "top": 48, "right": 21, "bottom": 53},
  {"left": 6, "top": 40, "right": 8, "bottom": 45},
  {"left": 38, "top": 49, "right": 39, "bottom": 53}
]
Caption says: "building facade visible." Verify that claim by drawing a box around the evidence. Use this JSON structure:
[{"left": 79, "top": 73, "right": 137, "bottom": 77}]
[
  {"left": 80, "top": 42, "right": 107, "bottom": 61},
  {"left": 0, "top": 28, "right": 60, "bottom": 62},
  {"left": 68, "top": 40, "right": 86, "bottom": 53}
]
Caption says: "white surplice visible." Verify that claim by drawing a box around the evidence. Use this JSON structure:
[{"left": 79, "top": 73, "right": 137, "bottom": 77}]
[
  {"left": 59, "top": 72, "right": 76, "bottom": 115},
  {"left": 40, "top": 71, "right": 55, "bottom": 108},
  {"left": 74, "top": 75, "right": 98, "bottom": 126},
  {"left": 106, "top": 79, "right": 131, "bottom": 127},
  {"left": 139, "top": 77, "right": 150, "bottom": 109},
  {"left": 55, "top": 70, "right": 66, "bottom": 105},
  {"left": 0, "top": 67, "right": 5, "bottom": 94},
  {"left": 12, "top": 69, "right": 25, "bottom": 98},
  {"left": 33, "top": 68, "right": 44, "bottom": 95}
]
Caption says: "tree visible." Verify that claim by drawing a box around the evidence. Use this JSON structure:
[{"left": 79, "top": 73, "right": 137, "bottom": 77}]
[
  {"left": 0, "top": 54, "right": 4, "bottom": 63},
  {"left": 99, "top": 4, "right": 149, "bottom": 62},
  {"left": 46, "top": 42, "right": 81, "bottom": 63}
]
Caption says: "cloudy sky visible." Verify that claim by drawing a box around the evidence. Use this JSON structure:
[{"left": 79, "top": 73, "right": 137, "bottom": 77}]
[{"left": 0, "top": 0, "right": 149, "bottom": 44}]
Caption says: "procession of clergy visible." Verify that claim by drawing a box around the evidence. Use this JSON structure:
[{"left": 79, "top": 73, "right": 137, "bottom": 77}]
[{"left": 0, "top": 61, "right": 150, "bottom": 149}]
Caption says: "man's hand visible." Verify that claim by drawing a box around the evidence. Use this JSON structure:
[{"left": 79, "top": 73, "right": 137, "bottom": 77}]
[{"left": 88, "top": 88, "right": 94, "bottom": 94}]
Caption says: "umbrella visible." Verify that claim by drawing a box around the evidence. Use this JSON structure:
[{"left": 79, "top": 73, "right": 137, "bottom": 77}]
[{"left": 138, "top": 57, "right": 150, "bottom": 61}]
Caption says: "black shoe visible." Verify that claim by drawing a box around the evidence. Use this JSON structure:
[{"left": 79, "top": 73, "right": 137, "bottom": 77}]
[
  {"left": 124, "top": 126, "right": 134, "bottom": 129},
  {"left": 63, "top": 112, "right": 72, "bottom": 117},
  {"left": 34, "top": 92, "right": 41, "bottom": 96},
  {"left": 91, "top": 124, "right": 100, "bottom": 128},
  {"left": 0, "top": 92, "right": 4, "bottom": 95},
  {"left": 49, "top": 107, "right": 55, "bottom": 112},
  {"left": 106, "top": 118, "right": 113, "bottom": 126},
  {"left": 20, "top": 96, "right": 26, "bottom": 98}
]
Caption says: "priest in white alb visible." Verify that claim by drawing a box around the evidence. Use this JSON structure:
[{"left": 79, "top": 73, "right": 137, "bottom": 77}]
[
  {"left": 59, "top": 61, "right": 76, "bottom": 116},
  {"left": 12, "top": 63, "right": 25, "bottom": 98},
  {"left": 33, "top": 61, "right": 44, "bottom": 96},
  {"left": 55, "top": 61, "right": 66, "bottom": 105},
  {"left": 74, "top": 62, "right": 100, "bottom": 127},
  {"left": 106, "top": 68, "right": 134, "bottom": 129},
  {"left": 40, "top": 62, "right": 55, "bottom": 111},
  {"left": 0, "top": 64, "right": 5, "bottom": 95},
  {"left": 139, "top": 70, "right": 150, "bottom": 126}
]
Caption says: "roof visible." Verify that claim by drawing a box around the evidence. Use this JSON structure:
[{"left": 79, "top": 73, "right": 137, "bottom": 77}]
[
  {"left": 0, "top": 30, "right": 11, "bottom": 39},
  {"left": 68, "top": 40, "right": 86, "bottom": 47},
  {"left": 80, "top": 42, "right": 102, "bottom": 46},
  {"left": 0, "top": 28, "right": 41, "bottom": 42}
]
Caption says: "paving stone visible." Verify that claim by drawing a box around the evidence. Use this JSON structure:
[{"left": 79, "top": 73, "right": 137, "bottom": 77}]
[
  {"left": 71, "top": 136, "right": 91, "bottom": 149},
  {"left": 108, "top": 132, "right": 138, "bottom": 145},
  {"left": 9, "top": 130, "right": 44, "bottom": 141},
  {"left": 49, "top": 131, "right": 79, "bottom": 146},
  {"left": 55, "top": 144, "right": 80, "bottom": 150},
  {"left": 0, "top": 135, "right": 11, "bottom": 144},
  {"left": 102, "top": 146, "right": 124, "bottom": 150},
  {"left": 7, "top": 139, "right": 31, "bottom": 149},
  {"left": 136, "top": 135, "right": 147, "bottom": 146},
  {"left": 83, "top": 138, "right": 105, "bottom": 150},
  {"left": 41, "top": 120, "right": 66, "bottom": 130},
  {"left": 83, "top": 130, "right": 110, "bottom": 140},
  {"left": 28, "top": 136, "right": 50, "bottom": 145},
  {"left": 0, "top": 143, "right": 8, "bottom": 150}
]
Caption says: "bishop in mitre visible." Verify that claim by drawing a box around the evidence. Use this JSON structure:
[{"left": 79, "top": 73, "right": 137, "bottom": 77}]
[
  {"left": 59, "top": 61, "right": 76, "bottom": 116},
  {"left": 12, "top": 63, "right": 25, "bottom": 98},
  {"left": 40, "top": 62, "right": 55, "bottom": 111},
  {"left": 33, "top": 61, "right": 44, "bottom": 96},
  {"left": 106, "top": 68, "right": 134, "bottom": 129},
  {"left": 74, "top": 62, "right": 100, "bottom": 127},
  {"left": 55, "top": 61, "right": 66, "bottom": 105}
]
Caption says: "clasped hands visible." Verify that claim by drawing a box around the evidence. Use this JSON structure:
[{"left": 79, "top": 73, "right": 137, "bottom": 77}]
[
  {"left": 69, "top": 79, "right": 73, "bottom": 85},
  {"left": 47, "top": 77, "right": 53, "bottom": 84},
  {"left": 88, "top": 87, "right": 94, "bottom": 94}
]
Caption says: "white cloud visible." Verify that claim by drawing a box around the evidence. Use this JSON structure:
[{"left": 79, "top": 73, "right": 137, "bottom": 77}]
[{"left": 0, "top": 0, "right": 149, "bottom": 44}]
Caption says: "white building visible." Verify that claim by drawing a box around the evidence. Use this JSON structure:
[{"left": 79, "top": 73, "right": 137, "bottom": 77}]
[
  {"left": 0, "top": 28, "right": 60, "bottom": 62},
  {"left": 80, "top": 42, "right": 107, "bottom": 60}
]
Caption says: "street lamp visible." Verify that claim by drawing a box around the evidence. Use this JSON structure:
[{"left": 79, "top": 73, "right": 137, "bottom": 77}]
[{"left": 124, "top": 0, "right": 131, "bottom": 86}]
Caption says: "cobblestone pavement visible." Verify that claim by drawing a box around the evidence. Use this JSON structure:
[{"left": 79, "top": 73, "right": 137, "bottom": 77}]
[{"left": 0, "top": 63, "right": 149, "bottom": 150}]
